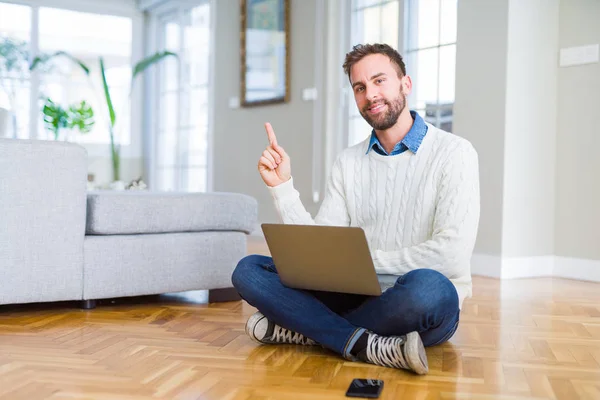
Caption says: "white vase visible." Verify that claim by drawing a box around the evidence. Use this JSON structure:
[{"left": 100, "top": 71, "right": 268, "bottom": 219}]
[{"left": 109, "top": 180, "right": 126, "bottom": 191}]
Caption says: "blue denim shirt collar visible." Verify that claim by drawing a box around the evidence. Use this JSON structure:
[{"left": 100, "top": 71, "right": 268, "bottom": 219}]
[{"left": 366, "top": 110, "right": 428, "bottom": 155}]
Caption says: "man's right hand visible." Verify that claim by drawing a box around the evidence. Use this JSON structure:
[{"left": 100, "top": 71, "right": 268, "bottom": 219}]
[{"left": 258, "top": 122, "right": 291, "bottom": 187}]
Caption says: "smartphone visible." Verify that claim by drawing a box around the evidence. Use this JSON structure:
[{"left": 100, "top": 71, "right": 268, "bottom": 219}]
[{"left": 345, "top": 379, "right": 384, "bottom": 398}]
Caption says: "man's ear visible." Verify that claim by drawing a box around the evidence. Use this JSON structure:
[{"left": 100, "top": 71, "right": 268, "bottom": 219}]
[{"left": 402, "top": 75, "right": 413, "bottom": 96}]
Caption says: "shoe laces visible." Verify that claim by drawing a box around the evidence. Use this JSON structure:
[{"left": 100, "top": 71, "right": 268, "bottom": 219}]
[
  {"left": 366, "top": 334, "right": 409, "bottom": 369},
  {"left": 272, "top": 325, "right": 314, "bottom": 345}
]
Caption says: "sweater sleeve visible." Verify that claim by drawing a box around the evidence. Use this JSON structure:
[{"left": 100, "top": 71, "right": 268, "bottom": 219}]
[
  {"left": 371, "top": 142, "right": 480, "bottom": 279},
  {"left": 267, "top": 156, "right": 351, "bottom": 226}
]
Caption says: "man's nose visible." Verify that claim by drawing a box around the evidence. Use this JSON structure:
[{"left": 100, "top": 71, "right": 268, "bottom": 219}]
[{"left": 365, "top": 85, "right": 379, "bottom": 102}]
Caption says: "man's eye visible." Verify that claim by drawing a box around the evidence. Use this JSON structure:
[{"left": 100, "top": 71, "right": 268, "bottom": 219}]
[
  {"left": 376, "top": 79, "right": 384, "bottom": 84},
  {"left": 355, "top": 87, "right": 364, "bottom": 93}
]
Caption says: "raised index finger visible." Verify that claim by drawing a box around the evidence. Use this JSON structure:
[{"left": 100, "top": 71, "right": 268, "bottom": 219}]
[{"left": 265, "top": 122, "right": 278, "bottom": 146}]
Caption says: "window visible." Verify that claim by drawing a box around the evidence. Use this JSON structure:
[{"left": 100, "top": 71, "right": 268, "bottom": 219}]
[
  {"left": 153, "top": 2, "right": 211, "bottom": 192},
  {"left": 38, "top": 8, "right": 132, "bottom": 144},
  {"left": 405, "top": 0, "right": 457, "bottom": 132},
  {"left": 0, "top": 3, "right": 31, "bottom": 139},
  {"left": 0, "top": 1, "right": 134, "bottom": 145},
  {"left": 346, "top": 0, "right": 457, "bottom": 146}
]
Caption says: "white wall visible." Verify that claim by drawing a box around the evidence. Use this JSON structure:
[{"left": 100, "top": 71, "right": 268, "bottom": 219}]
[
  {"left": 555, "top": 0, "right": 600, "bottom": 261},
  {"left": 456, "top": 0, "right": 599, "bottom": 280},
  {"left": 211, "top": 0, "right": 321, "bottom": 224},
  {"left": 502, "top": 0, "right": 558, "bottom": 257},
  {"left": 455, "top": 0, "right": 559, "bottom": 260},
  {"left": 454, "top": 0, "right": 509, "bottom": 257}
]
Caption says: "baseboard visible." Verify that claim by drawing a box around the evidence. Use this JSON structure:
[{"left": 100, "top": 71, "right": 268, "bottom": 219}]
[
  {"left": 471, "top": 254, "right": 600, "bottom": 282},
  {"left": 554, "top": 257, "right": 600, "bottom": 282},
  {"left": 501, "top": 256, "right": 555, "bottom": 279}
]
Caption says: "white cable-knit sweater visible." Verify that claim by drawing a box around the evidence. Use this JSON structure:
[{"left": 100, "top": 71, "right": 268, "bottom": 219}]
[{"left": 268, "top": 124, "right": 480, "bottom": 309}]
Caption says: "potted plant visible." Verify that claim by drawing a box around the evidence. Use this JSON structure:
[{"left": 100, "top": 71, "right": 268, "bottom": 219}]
[
  {"left": 42, "top": 98, "right": 94, "bottom": 141},
  {"left": 30, "top": 50, "right": 177, "bottom": 182}
]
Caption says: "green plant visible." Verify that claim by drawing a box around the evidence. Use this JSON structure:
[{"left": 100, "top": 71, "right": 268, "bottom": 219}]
[
  {"left": 42, "top": 99, "right": 67, "bottom": 139},
  {"left": 68, "top": 100, "right": 94, "bottom": 134},
  {"left": 42, "top": 98, "right": 95, "bottom": 140},
  {"left": 31, "top": 50, "right": 177, "bottom": 181}
]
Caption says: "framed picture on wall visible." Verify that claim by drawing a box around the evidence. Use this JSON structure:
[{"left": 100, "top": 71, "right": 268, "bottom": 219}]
[{"left": 240, "top": 0, "right": 290, "bottom": 106}]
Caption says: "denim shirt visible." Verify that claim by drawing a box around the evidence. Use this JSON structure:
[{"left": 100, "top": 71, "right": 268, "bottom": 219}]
[{"left": 366, "top": 110, "right": 428, "bottom": 155}]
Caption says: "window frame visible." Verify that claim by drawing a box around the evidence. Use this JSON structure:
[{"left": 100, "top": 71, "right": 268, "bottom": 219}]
[
  {"left": 404, "top": 0, "right": 457, "bottom": 131},
  {"left": 143, "top": 0, "right": 215, "bottom": 192}
]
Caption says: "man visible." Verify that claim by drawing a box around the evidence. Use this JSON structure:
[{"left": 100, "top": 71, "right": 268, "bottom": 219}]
[{"left": 232, "top": 43, "right": 480, "bottom": 375}]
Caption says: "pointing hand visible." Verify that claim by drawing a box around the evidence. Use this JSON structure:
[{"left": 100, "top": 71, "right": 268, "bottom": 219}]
[{"left": 258, "top": 122, "right": 291, "bottom": 187}]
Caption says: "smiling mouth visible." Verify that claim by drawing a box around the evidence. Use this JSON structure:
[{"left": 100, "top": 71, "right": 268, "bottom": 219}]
[{"left": 367, "top": 103, "right": 386, "bottom": 114}]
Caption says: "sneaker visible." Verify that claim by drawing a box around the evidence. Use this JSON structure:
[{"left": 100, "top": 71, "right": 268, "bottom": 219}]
[
  {"left": 245, "top": 312, "right": 317, "bottom": 346},
  {"left": 357, "top": 331, "right": 428, "bottom": 375}
]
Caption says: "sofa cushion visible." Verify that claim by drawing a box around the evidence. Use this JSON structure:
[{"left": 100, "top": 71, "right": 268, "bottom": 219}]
[{"left": 86, "top": 191, "right": 257, "bottom": 235}]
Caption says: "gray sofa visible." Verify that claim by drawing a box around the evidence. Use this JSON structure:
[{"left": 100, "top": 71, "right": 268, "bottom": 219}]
[{"left": 0, "top": 138, "right": 257, "bottom": 308}]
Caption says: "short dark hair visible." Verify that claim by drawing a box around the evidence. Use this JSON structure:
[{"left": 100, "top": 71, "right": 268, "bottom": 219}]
[{"left": 342, "top": 43, "right": 406, "bottom": 82}]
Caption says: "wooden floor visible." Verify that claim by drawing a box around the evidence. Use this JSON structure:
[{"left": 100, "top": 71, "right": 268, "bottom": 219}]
[{"left": 1, "top": 239, "right": 599, "bottom": 399}]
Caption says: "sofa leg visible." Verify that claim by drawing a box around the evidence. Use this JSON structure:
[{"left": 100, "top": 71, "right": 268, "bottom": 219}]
[
  {"left": 81, "top": 299, "right": 97, "bottom": 310},
  {"left": 208, "top": 287, "right": 241, "bottom": 303}
]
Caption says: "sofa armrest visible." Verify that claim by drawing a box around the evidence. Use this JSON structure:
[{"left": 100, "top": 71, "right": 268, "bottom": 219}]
[{"left": 0, "top": 139, "right": 87, "bottom": 304}]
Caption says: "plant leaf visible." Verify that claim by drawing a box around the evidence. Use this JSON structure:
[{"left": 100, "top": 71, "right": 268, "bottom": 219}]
[
  {"left": 30, "top": 51, "right": 90, "bottom": 75},
  {"left": 99, "top": 57, "right": 116, "bottom": 127},
  {"left": 67, "top": 100, "right": 95, "bottom": 134},
  {"left": 42, "top": 98, "right": 68, "bottom": 139},
  {"left": 132, "top": 51, "right": 178, "bottom": 80}
]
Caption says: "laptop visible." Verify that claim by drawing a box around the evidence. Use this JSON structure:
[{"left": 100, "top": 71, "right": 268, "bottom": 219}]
[{"left": 261, "top": 223, "right": 397, "bottom": 296}]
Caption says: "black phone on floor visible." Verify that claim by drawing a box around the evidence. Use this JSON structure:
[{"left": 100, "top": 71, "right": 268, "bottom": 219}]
[{"left": 345, "top": 379, "right": 384, "bottom": 398}]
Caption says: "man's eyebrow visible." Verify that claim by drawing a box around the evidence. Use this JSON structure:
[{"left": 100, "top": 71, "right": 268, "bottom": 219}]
[{"left": 351, "top": 72, "right": 387, "bottom": 88}]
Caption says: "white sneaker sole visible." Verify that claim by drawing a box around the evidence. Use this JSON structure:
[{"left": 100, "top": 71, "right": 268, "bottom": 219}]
[
  {"left": 245, "top": 312, "right": 267, "bottom": 344},
  {"left": 404, "top": 331, "right": 429, "bottom": 375}
]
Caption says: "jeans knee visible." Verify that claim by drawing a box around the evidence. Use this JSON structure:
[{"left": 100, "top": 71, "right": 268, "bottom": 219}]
[
  {"left": 401, "top": 269, "right": 458, "bottom": 314},
  {"left": 231, "top": 254, "right": 273, "bottom": 294}
]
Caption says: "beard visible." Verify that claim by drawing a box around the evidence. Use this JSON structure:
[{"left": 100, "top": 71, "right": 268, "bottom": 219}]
[{"left": 360, "top": 91, "right": 407, "bottom": 130}]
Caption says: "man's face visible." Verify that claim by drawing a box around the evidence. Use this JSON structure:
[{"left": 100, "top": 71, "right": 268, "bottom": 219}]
[{"left": 350, "top": 54, "right": 411, "bottom": 130}]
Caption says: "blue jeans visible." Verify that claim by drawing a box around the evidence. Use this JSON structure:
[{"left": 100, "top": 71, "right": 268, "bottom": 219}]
[{"left": 231, "top": 255, "right": 460, "bottom": 360}]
